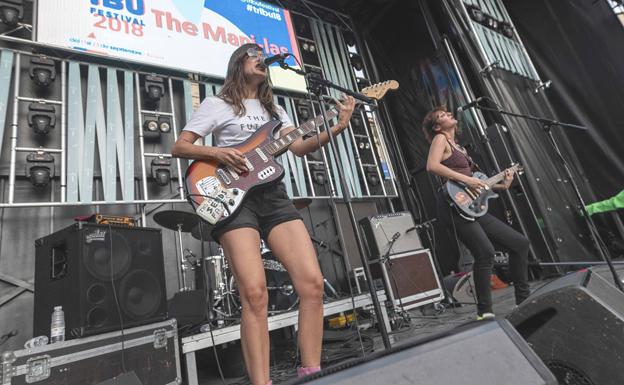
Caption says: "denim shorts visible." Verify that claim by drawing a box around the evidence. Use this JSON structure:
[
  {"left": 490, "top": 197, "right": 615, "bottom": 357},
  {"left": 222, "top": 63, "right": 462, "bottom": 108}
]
[{"left": 212, "top": 182, "right": 303, "bottom": 242}]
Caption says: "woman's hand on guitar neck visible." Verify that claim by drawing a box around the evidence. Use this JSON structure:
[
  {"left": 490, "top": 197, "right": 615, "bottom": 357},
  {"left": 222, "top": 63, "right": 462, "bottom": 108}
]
[
  {"left": 501, "top": 169, "right": 514, "bottom": 189},
  {"left": 334, "top": 94, "right": 356, "bottom": 132},
  {"left": 211, "top": 147, "right": 248, "bottom": 174}
]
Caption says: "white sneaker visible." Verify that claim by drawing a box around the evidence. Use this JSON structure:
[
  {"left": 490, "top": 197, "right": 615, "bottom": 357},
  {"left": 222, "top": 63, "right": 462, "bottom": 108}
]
[{"left": 476, "top": 312, "right": 495, "bottom": 321}]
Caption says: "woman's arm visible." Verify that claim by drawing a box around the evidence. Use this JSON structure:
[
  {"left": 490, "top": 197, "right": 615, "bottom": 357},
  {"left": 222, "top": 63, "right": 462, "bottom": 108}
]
[
  {"left": 426, "top": 134, "right": 487, "bottom": 190},
  {"left": 171, "top": 131, "right": 248, "bottom": 174}
]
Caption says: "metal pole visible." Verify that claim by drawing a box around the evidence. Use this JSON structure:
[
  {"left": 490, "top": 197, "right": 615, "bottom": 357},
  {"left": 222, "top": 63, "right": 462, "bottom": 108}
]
[{"left": 7, "top": 53, "right": 20, "bottom": 204}]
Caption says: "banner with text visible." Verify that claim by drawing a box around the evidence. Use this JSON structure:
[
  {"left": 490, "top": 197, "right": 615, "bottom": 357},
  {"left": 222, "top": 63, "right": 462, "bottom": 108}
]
[{"left": 37, "top": 0, "right": 306, "bottom": 92}]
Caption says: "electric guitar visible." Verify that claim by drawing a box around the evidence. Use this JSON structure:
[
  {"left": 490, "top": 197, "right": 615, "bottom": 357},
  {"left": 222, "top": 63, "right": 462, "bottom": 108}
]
[
  {"left": 444, "top": 163, "right": 523, "bottom": 219},
  {"left": 184, "top": 80, "right": 399, "bottom": 225}
]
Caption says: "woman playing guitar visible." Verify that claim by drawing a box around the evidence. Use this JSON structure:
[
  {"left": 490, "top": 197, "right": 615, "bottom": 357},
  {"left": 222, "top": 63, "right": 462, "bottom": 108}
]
[
  {"left": 423, "top": 106, "right": 530, "bottom": 320},
  {"left": 172, "top": 43, "right": 355, "bottom": 385}
]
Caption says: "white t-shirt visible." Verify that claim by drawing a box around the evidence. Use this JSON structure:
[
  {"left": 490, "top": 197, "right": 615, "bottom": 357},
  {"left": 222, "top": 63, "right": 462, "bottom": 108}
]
[{"left": 182, "top": 96, "right": 293, "bottom": 147}]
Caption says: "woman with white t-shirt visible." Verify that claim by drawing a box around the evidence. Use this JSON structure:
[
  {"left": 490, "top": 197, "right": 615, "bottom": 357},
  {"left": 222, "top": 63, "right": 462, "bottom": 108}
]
[{"left": 172, "top": 43, "right": 355, "bottom": 385}]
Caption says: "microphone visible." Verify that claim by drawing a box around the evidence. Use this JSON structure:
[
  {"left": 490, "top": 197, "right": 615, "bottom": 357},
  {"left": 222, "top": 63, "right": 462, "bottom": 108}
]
[
  {"left": 456, "top": 97, "right": 486, "bottom": 115},
  {"left": 263, "top": 53, "right": 290, "bottom": 67}
]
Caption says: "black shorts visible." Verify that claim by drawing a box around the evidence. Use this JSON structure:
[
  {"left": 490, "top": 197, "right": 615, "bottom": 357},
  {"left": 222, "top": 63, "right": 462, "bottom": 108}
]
[{"left": 212, "top": 182, "right": 303, "bottom": 242}]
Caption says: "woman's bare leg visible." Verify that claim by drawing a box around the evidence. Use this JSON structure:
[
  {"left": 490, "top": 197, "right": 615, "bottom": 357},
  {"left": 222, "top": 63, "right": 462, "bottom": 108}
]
[
  {"left": 267, "top": 220, "right": 324, "bottom": 367},
  {"left": 220, "top": 228, "right": 269, "bottom": 385}
]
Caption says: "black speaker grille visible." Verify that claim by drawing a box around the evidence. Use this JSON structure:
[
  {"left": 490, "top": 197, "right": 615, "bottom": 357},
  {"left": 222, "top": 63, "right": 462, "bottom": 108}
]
[
  {"left": 83, "top": 230, "right": 131, "bottom": 281},
  {"left": 119, "top": 269, "right": 163, "bottom": 320},
  {"left": 546, "top": 361, "right": 594, "bottom": 385}
]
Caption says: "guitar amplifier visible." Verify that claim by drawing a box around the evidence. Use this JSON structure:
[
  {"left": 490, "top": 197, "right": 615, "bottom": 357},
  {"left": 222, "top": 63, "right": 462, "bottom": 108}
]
[
  {"left": 359, "top": 212, "right": 423, "bottom": 259},
  {"left": 370, "top": 249, "right": 444, "bottom": 311}
]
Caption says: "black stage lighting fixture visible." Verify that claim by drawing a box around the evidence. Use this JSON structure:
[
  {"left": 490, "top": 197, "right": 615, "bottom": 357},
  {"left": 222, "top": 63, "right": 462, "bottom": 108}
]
[
  {"left": 500, "top": 23, "right": 514, "bottom": 39},
  {"left": 151, "top": 157, "right": 171, "bottom": 186},
  {"left": 26, "top": 151, "right": 55, "bottom": 188},
  {"left": 296, "top": 102, "right": 311, "bottom": 121},
  {"left": 158, "top": 117, "right": 171, "bottom": 133},
  {"left": 468, "top": 6, "right": 485, "bottom": 23},
  {"left": 485, "top": 16, "right": 499, "bottom": 31},
  {"left": 349, "top": 53, "right": 364, "bottom": 72},
  {"left": 28, "top": 103, "right": 56, "bottom": 135},
  {"left": 343, "top": 31, "right": 356, "bottom": 47},
  {"left": 29, "top": 57, "right": 57, "bottom": 88},
  {"left": 365, "top": 166, "right": 380, "bottom": 186},
  {"left": 144, "top": 75, "right": 165, "bottom": 105},
  {"left": 143, "top": 115, "right": 160, "bottom": 139},
  {"left": 356, "top": 77, "right": 370, "bottom": 90},
  {"left": 0, "top": 0, "right": 23, "bottom": 27}
]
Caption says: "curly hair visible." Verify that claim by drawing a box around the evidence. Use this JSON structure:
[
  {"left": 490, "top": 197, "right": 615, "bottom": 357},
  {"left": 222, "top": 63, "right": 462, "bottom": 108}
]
[{"left": 218, "top": 43, "right": 278, "bottom": 118}]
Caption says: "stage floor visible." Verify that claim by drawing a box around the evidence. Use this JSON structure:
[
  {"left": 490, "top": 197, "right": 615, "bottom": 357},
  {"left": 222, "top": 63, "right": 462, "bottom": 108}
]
[{"left": 194, "top": 280, "right": 547, "bottom": 385}]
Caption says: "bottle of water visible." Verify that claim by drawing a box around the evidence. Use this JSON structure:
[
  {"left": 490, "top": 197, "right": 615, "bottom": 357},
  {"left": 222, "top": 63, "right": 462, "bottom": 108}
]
[{"left": 50, "top": 306, "right": 65, "bottom": 343}]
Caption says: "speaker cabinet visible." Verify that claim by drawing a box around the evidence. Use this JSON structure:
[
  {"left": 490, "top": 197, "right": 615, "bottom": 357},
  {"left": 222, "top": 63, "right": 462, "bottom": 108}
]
[
  {"left": 34, "top": 223, "right": 167, "bottom": 340},
  {"left": 335, "top": 201, "right": 378, "bottom": 269},
  {"left": 508, "top": 266, "right": 624, "bottom": 385},
  {"left": 293, "top": 319, "right": 556, "bottom": 384},
  {"left": 370, "top": 249, "right": 443, "bottom": 310},
  {"left": 359, "top": 211, "right": 423, "bottom": 258}
]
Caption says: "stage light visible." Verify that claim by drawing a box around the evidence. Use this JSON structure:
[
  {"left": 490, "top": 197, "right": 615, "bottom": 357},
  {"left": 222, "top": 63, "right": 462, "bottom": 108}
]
[
  {"left": 365, "top": 167, "right": 380, "bottom": 186},
  {"left": 312, "top": 170, "right": 326, "bottom": 185},
  {"left": 142, "top": 115, "right": 161, "bottom": 139},
  {"left": 296, "top": 102, "right": 311, "bottom": 121},
  {"left": 500, "top": 23, "right": 514, "bottom": 39},
  {"left": 29, "top": 57, "right": 56, "bottom": 88},
  {"left": 151, "top": 157, "right": 171, "bottom": 186},
  {"left": 144, "top": 75, "right": 165, "bottom": 105},
  {"left": 158, "top": 117, "right": 171, "bottom": 133},
  {"left": 343, "top": 31, "right": 356, "bottom": 47},
  {"left": 28, "top": 103, "right": 56, "bottom": 135},
  {"left": 0, "top": 0, "right": 23, "bottom": 27},
  {"left": 350, "top": 115, "right": 363, "bottom": 130},
  {"left": 469, "top": 6, "right": 485, "bottom": 23},
  {"left": 349, "top": 53, "right": 364, "bottom": 72},
  {"left": 25, "top": 151, "right": 54, "bottom": 188},
  {"left": 356, "top": 77, "right": 371, "bottom": 89},
  {"left": 485, "top": 16, "right": 499, "bottom": 30}
]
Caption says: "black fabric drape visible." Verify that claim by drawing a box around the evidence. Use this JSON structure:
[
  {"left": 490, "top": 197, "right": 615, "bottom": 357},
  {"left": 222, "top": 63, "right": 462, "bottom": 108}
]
[{"left": 503, "top": 0, "right": 624, "bottom": 202}]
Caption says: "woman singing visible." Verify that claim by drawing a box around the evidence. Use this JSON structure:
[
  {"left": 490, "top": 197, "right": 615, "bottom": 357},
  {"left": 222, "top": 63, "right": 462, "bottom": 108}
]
[
  {"left": 172, "top": 43, "right": 355, "bottom": 385},
  {"left": 423, "top": 106, "right": 530, "bottom": 320}
]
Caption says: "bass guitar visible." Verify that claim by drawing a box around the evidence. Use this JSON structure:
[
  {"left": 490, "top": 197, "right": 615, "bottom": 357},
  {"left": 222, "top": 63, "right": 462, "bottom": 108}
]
[
  {"left": 444, "top": 163, "right": 523, "bottom": 219},
  {"left": 184, "top": 80, "right": 399, "bottom": 225}
]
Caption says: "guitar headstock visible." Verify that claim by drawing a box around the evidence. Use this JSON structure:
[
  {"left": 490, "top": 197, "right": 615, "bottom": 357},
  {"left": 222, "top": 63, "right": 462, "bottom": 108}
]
[
  {"left": 361, "top": 80, "right": 399, "bottom": 101},
  {"left": 510, "top": 163, "right": 524, "bottom": 175}
]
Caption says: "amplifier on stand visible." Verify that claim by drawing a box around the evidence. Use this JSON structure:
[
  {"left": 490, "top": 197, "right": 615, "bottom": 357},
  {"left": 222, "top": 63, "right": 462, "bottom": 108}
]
[
  {"left": 370, "top": 249, "right": 444, "bottom": 311},
  {"left": 360, "top": 212, "right": 444, "bottom": 311}
]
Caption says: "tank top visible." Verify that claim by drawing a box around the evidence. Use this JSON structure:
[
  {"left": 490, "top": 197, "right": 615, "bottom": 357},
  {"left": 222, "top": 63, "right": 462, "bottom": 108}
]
[{"left": 440, "top": 138, "right": 474, "bottom": 177}]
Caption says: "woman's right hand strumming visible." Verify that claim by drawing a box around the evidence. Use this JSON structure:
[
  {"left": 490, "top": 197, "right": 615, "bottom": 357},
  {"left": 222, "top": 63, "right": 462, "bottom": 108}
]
[
  {"left": 464, "top": 176, "right": 488, "bottom": 191},
  {"left": 212, "top": 147, "right": 248, "bottom": 174}
]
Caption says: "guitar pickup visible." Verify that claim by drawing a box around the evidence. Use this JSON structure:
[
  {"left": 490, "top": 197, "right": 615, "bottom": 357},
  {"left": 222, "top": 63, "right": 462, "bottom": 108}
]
[
  {"left": 226, "top": 167, "right": 240, "bottom": 180},
  {"left": 217, "top": 169, "right": 231, "bottom": 185},
  {"left": 245, "top": 158, "right": 254, "bottom": 171},
  {"left": 255, "top": 148, "right": 268, "bottom": 162}
]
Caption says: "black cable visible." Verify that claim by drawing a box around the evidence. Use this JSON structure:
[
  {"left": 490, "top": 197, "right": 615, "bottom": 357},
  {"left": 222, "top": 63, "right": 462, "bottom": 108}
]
[{"left": 108, "top": 223, "right": 127, "bottom": 374}]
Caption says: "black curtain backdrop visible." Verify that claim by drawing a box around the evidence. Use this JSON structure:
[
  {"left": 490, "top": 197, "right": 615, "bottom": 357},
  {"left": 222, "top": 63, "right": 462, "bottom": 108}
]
[{"left": 503, "top": 0, "right": 624, "bottom": 203}]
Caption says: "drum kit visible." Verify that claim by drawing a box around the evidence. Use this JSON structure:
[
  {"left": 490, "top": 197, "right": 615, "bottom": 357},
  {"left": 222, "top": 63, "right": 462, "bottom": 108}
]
[{"left": 153, "top": 198, "right": 313, "bottom": 323}]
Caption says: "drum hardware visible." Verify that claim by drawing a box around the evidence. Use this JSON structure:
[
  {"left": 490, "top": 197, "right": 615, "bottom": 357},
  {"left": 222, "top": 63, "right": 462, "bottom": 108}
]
[{"left": 153, "top": 210, "right": 201, "bottom": 291}]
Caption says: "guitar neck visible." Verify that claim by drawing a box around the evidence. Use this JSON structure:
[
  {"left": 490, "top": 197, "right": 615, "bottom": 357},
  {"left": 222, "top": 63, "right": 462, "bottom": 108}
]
[
  {"left": 262, "top": 107, "right": 340, "bottom": 156},
  {"left": 484, "top": 166, "right": 518, "bottom": 187}
]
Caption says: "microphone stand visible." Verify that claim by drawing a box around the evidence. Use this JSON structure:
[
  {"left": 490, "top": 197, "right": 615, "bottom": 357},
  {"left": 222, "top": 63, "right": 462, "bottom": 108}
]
[
  {"left": 473, "top": 103, "right": 624, "bottom": 292},
  {"left": 279, "top": 60, "right": 392, "bottom": 348}
]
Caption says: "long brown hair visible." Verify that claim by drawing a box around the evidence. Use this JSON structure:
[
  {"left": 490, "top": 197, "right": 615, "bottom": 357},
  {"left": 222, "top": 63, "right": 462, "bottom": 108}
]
[{"left": 218, "top": 43, "right": 278, "bottom": 117}]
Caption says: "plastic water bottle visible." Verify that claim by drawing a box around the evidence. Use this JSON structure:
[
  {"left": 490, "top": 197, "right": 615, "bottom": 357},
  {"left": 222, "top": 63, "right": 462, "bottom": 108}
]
[{"left": 50, "top": 306, "right": 65, "bottom": 343}]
